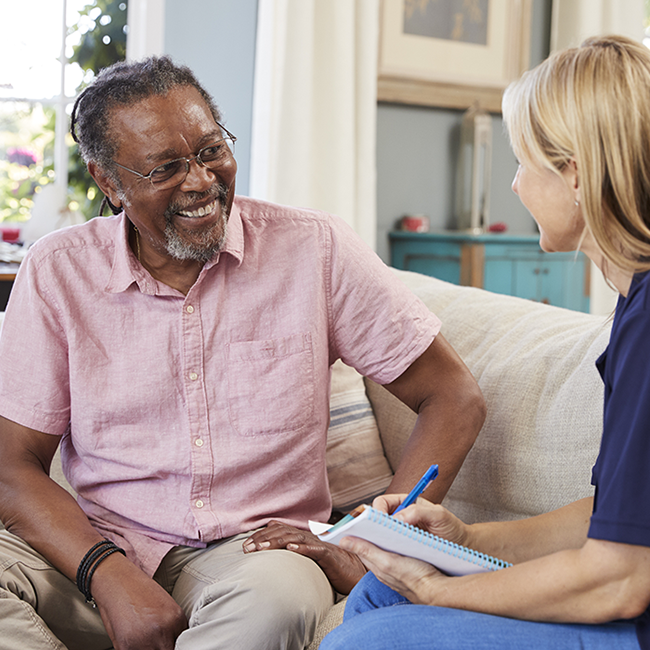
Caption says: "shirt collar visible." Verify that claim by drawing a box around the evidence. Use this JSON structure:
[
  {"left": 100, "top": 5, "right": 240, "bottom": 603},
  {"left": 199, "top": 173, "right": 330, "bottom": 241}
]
[
  {"left": 104, "top": 200, "right": 245, "bottom": 295},
  {"left": 204, "top": 197, "right": 244, "bottom": 271}
]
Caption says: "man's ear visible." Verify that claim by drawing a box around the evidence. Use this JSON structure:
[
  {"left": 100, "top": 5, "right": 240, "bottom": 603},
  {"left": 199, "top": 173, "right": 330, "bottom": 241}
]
[{"left": 88, "top": 161, "right": 123, "bottom": 210}]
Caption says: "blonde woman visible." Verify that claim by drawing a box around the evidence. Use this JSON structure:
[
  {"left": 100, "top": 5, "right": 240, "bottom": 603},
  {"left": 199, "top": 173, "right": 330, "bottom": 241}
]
[{"left": 321, "top": 35, "right": 650, "bottom": 650}]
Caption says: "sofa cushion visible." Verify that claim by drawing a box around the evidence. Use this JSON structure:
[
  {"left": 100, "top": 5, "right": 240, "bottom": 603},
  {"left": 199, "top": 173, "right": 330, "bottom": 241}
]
[
  {"left": 326, "top": 360, "right": 393, "bottom": 513},
  {"left": 368, "top": 270, "right": 611, "bottom": 523}
]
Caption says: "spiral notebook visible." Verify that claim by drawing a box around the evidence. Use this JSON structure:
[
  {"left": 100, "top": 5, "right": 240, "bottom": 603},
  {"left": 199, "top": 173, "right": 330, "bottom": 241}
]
[{"left": 311, "top": 505, "right": 512, "bottom": 576}]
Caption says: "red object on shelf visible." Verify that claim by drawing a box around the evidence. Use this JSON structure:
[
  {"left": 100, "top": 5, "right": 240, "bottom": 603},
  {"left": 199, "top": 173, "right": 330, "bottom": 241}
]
[
  {"left": 488, "top": 222, "right": 508, "bottom": 233},
  {"left": 0, "top": 227, "right": 21, "bottom": 244},
  {"left": 401, "top": 215, "right": 429, "bottom": 233}
]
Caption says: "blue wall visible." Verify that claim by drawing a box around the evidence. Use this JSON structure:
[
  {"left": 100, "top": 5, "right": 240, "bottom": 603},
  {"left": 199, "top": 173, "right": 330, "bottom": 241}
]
[
  {"left": 375, "top": 0, "right": 553, "bottom": 262},
  {"left": 163, "top": 0, "right": 258, "bottom": 196},
  {"left": 161, "top": 0, "right": 552, "bottom": 263}
]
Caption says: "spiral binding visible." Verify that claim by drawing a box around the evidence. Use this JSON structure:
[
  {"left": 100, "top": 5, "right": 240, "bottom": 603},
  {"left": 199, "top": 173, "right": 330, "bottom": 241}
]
[{"left": 366, "top": 507, "right": 511, "bottom": 571}]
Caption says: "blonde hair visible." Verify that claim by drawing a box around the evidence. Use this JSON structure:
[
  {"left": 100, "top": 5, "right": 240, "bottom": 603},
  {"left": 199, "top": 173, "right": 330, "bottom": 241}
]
[{"left": 502, "top": 35, "right": 650, "bottom": 273}]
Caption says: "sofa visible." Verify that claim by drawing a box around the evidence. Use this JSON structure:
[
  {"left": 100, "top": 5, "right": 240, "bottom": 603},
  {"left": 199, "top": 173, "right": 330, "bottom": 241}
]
[
  {"left": 3, "top": 268, "right": 613, "bottom": 649},
  {"left": 308, "top": 268, "right": 611, "bottom": 648}
]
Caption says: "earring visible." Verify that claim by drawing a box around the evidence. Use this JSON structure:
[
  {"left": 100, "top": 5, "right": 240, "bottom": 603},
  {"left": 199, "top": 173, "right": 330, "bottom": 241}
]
[{"left": 574, "top": 200, "right": 579, "bottom": 206}]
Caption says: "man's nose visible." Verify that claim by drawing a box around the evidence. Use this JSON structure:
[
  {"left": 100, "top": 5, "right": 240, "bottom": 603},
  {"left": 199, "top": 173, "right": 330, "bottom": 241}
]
[{"left": 180, "top": 157, "right": 215, "bottom": 192}]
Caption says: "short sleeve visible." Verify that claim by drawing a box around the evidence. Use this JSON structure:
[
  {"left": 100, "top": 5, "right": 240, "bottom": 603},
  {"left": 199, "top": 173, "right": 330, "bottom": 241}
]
[
  {"left": 0, "top": 250, "right": 71, "bottom": 434},
  {"left": 589, "top": 297, "right": 650, "bottom": 547},
  {"left": 326, "top": 216, "right": 441, "bottom": 385}
]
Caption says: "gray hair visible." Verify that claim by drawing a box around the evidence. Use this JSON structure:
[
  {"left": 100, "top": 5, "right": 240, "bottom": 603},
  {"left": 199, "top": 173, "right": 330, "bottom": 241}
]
[{"left": 71, "top": 56, "right": 222, "bottom": 176}]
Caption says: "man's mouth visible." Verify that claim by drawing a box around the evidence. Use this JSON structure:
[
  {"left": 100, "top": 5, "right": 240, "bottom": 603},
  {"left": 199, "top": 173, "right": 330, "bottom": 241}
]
[{"left": 177, "top": 199, "right": 218, "bottom": 218}]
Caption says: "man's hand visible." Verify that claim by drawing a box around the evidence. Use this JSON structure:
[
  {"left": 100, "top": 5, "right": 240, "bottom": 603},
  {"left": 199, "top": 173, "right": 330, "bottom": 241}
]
[
  {"left": 243, "top": 521, "right": 366, "bottom": 594},
  {"left": 91, "top": 553, "right": 188, "bottom": 650}
]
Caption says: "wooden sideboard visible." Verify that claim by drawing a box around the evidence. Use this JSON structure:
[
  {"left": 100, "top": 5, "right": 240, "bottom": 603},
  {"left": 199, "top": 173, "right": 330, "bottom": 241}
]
[{"left": 390, "top": 231, "right": 590, "bottom": 313}]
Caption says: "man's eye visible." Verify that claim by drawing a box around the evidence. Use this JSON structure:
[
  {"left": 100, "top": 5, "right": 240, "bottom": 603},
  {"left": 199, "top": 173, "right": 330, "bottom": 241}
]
[
  {"left": 150, "top": 160, "right": 183, "bottom": 181},
  {"left": 201, "top": 144, "right": 226, "bottom": 161}
]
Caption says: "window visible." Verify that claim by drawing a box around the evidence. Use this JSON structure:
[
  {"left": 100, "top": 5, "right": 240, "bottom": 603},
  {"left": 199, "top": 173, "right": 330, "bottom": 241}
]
[{"left": 0, "top": 0, "right": 127, "bottom": 230}]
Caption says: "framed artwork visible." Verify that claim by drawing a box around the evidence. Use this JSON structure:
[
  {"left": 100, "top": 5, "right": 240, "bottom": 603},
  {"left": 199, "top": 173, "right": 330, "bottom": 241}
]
[{"left": 378, "top": 0, "right": 532, "bottom": 112}]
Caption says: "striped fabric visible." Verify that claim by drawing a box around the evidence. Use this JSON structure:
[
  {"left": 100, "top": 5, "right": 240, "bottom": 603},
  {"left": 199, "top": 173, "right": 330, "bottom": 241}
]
[{"left": 326, "top": 360, "right": 394, "bottom": 513}]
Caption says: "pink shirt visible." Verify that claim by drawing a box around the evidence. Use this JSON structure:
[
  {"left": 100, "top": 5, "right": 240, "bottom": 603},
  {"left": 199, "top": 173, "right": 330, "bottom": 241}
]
[{"left": 0, "top": 196, "right": 440, "bottom": 576}]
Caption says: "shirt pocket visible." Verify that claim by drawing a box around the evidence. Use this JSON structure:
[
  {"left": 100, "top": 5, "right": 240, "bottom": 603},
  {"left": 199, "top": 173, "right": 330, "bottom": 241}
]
[{"left": 227, "top": 333, "right": 315, "bottom": 435}]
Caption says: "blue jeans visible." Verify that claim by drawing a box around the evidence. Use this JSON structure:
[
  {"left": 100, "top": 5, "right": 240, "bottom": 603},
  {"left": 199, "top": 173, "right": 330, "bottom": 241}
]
[{"left": 320, "top": 572, "right": 641, "bottom": 650}]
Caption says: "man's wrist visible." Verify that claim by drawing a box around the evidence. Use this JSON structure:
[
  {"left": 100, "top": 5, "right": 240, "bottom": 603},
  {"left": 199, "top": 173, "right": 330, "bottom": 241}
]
[{"left": 76, "top": 539, "right": 126, "bottom": 605}]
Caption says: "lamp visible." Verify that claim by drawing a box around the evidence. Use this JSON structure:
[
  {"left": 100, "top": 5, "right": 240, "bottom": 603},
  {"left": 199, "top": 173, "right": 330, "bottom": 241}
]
[{"left": 455, "top": 104, "right": 492, "bottom": 233}]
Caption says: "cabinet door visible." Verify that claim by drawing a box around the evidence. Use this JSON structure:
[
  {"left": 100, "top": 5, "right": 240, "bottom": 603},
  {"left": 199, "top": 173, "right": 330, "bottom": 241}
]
[
  {"left": 404, "top": 256, "right": 461, "bottom": 284},
  {"left": 485, "top": 254, "right": 589, "bottom": 311},
  {"left": 511, "top": 260, "right": 564, "bottom": 305},
  {"left": 391, "top": 239, "right": 462, "bottom": 284}
]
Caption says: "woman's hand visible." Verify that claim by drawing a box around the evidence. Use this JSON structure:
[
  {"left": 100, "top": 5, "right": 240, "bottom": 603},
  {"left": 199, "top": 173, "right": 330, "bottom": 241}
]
[
  {"left": 242, "top": 521, "right": 367, "bottom": 594},
  {"left": 339, "top": 535, "right": 447, "bottom": 605},
  {"left": 373, "top": 494, "right": 472, "bottom": 549}
]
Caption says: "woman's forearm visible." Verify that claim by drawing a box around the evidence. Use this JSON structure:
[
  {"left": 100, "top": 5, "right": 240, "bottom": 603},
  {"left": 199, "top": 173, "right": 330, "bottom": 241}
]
[
  {"left": 468, "top": 497, "right": 593, "bottom": 564},
  {"left": 418, "top": 538, "right": 650, "bottom": 624}
]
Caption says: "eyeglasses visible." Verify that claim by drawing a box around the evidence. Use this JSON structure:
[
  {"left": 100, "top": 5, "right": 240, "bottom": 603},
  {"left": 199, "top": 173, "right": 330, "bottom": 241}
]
[{"left": 112, "top": 123, "right": 237, "bottom": 190}]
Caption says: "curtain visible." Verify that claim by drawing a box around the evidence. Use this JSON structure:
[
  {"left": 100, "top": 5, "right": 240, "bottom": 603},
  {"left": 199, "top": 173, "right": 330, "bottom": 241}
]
[
  {"left": 551, "top": 0, "right": 644, "bottom": 315},
  {"left": 551, "top": 0, "right": 644, "bottom": 51},
  {"left": 250, "top": 0, "right": 380, "bottom": 250}
]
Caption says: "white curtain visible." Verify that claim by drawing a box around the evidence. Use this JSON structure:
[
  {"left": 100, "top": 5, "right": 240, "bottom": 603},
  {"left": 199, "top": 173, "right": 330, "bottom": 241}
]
[
  {"left": 126, "top": 0, "right": 166, "bottom": 61},
  {"left": 551, "top": 0, "right": 644, "bottom": 316},
  {"left": 250, "top": 0, "right": 379, "bottom": 250},
  {"left": 551, "top": 0, "right": 644, "bottom": 51}
]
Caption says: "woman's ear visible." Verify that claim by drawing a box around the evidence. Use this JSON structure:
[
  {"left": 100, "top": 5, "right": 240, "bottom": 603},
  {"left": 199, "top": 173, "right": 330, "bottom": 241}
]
[
  {"left": 567, "top": 158, "right": 580, "bottom": 204},
  {"left": 88, "top": 161, "right": 123, "bottom": 210}
]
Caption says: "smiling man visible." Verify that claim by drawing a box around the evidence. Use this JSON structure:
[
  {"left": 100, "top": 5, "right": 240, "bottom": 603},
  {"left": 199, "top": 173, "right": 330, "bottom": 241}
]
[{"left": 0, "top": 57, "right": 485, "bottom": 650}]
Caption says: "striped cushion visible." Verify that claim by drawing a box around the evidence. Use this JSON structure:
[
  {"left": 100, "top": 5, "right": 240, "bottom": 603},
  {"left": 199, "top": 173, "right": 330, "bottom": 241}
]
[{"left": 326, "top": 360, "right": 394, "bottom": 513}]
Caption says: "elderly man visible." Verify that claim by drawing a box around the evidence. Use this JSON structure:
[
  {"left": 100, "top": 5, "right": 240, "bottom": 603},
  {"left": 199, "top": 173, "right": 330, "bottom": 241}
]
[{"left": 0, "top": 57, "right": 484, "bottom": 650}]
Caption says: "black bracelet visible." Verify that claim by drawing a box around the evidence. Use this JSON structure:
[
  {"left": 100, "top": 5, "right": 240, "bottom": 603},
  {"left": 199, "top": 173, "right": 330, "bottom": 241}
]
[
  {"left": 76, "top": 540, "right": 113, "bottom": 593},
  {"left": 76, "top": 540, "right": 126, "bottom": 605}
]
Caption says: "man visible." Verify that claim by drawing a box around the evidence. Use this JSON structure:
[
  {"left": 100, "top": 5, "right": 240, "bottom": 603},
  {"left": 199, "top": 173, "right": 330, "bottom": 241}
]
[{"left": 0, "top": 57, "right": 485, "bottom": 650}]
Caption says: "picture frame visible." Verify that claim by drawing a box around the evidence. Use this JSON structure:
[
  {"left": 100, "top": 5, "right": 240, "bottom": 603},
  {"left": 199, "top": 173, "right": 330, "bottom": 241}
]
[{"left": 378, "top": 0, "right": 532, "bottom": 112}]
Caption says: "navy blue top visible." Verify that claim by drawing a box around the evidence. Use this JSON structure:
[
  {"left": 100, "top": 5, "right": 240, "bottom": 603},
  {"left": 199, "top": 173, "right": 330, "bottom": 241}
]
[{"left": 590, "top": 271, "right": 650, "bottom": 648}]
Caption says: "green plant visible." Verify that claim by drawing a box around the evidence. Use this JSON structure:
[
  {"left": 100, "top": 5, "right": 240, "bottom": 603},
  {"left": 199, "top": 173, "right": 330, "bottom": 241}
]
[
  {"left": 67, "top": 0, "right": 128, "bottom": 218},
  {"left": 0, "top": 105, "right": 55, "bottom": 223}
]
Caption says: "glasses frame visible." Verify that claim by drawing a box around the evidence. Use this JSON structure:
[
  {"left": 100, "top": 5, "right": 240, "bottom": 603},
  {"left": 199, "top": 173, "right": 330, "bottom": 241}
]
[{"left": 112, "top": 122, "right": 237, "bottom": 190}]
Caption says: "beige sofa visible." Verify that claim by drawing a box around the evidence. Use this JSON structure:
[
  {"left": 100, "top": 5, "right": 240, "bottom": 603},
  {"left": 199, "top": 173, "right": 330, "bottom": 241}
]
[
  {"left": 309, "top": 268, "right": 611, "bottom": 648},
  {"left": 3, "top": 268, "right": 613, "bottom": 649}
]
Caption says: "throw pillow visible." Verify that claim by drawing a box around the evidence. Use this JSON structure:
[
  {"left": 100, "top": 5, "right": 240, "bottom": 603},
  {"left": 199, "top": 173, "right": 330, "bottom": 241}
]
[{"left": 326, "top": 360, "right": 393, "bottom": 513}]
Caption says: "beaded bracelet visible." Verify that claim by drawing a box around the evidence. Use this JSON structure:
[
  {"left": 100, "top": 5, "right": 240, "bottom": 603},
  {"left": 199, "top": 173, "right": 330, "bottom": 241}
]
[{"left": 76, "top": 539, "right": 126, "bottom": 605}]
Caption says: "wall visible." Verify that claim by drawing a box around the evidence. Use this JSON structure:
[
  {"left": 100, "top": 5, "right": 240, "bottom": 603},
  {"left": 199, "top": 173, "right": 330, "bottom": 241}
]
[
  {"left": 163, "top": 0, "right": 258, "bottom": 196},
  {"left": 375, "top": 0, "right": 553, "bottom": 263},
  {"left": 159, "top": 0, "right": 553, "bottom": 263}
]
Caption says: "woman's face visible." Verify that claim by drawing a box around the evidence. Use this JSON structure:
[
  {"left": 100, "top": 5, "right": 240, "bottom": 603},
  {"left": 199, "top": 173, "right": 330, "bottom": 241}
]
[{"left": 511, "top": 160, "right": 585, "bottom": 253}]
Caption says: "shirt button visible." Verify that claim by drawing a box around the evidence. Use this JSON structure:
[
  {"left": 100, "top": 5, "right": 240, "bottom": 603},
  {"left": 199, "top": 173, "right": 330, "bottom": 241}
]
[
  {"left": 195, "top": 500, "right": 204, "bottom": 508},
  {"left": 186, "top": 305, "right": 194, "bottom": 314},
  {"left": 195, "top": 438, "right": 204, "bottom": 447},
  {"left": 189, "top": 372, "right": 198, "bottom": 381}
]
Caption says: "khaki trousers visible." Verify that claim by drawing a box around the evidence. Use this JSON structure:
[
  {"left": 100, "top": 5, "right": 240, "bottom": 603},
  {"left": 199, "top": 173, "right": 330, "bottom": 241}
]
[{"left": 0, "top": 530, "right": 334, "bottom": 650}]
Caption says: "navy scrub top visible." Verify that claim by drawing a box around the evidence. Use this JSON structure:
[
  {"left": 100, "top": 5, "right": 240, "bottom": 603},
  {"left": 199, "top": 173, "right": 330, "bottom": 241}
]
[{"left": 590, "top": 271, "right": 650, "bottom": 648}]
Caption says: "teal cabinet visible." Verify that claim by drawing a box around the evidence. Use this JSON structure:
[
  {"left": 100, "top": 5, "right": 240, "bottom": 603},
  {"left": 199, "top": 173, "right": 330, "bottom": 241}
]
[{"left": 389, "top": 231, "right": 590, "bottom": 313}]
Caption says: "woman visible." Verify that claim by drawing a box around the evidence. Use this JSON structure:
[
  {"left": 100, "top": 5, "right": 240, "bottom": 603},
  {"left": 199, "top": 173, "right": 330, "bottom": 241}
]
[{"left": 320, "top": 35, "right": 650, "bottom": 650}]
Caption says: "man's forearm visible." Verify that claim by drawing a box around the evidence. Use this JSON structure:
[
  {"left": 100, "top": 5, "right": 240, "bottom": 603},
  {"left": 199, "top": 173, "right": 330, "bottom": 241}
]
[
  {"left": 384, "top": 334, "right": 486, "bottom": 504},
  {"left": 386, "top": 386, "right": 484, "bottom": 504},
  {"left": 0, "top": 463, "right": 107, "bottom": 581}
]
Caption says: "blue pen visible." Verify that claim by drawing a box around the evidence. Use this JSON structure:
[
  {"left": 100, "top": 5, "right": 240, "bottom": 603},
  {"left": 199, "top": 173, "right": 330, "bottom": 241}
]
[{"left": 393, "top": 464, "right": 439, "bottom": 514}]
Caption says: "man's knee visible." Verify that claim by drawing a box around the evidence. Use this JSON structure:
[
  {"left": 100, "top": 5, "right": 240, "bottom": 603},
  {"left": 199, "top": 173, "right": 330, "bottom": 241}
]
[{"left": 176, "top": 549, "right": 334, "bottom": 650}]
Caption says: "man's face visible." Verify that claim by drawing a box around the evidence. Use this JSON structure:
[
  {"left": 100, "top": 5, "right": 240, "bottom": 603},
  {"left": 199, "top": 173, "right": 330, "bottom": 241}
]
[{"left": 106, "top": 85, "right": 237, "bottom": 263}]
